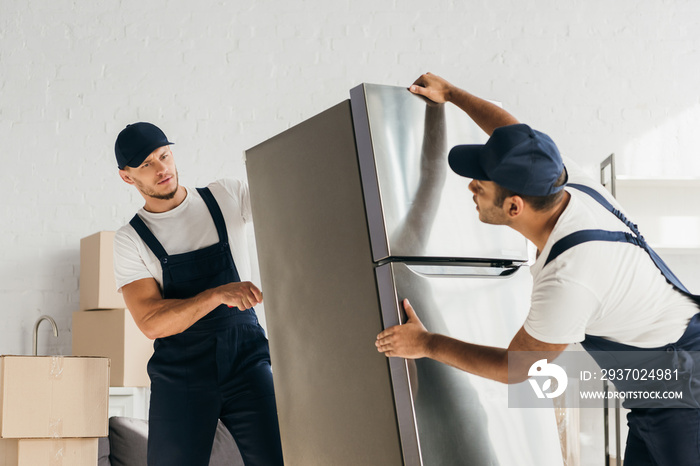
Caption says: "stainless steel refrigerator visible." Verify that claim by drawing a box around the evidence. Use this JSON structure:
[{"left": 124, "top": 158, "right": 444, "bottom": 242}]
[{"left": 245, "top": 84, "right": 563, "bottom": 465}]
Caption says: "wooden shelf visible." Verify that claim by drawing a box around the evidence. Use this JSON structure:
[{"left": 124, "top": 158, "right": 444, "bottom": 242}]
[
  {"left": 616, "top": 177, "right": 700, "bottom": 188},
  {"left": 651, "top": 246, "right": 700, "bottom": 255},
  {"left": 613, "top": 177, "right": 700, "bottom": 251}
]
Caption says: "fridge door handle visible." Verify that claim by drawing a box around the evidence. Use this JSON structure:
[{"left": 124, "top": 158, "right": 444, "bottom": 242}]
[{"left": 402, "top": 263, "right": 521, "bottom": 279}]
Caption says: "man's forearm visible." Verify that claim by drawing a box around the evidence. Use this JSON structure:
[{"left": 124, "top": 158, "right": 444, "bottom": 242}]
[
  {"left": 124, "top": 279, "right": 262, "bottom": 340},
  {"left": 137, "top": 288, "right": 222, "bottom": 339},
  {"left": 447, "top": 87, "right": 519, "bottom": 136},
  {"left": 376, "top": 299, "right": 569, "bottom": 384},
  {"left": 425, "top": 333, "right": 510, "bottom": 384}
]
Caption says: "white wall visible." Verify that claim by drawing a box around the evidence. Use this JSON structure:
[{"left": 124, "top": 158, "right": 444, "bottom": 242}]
[{"left": 2, "top": 0, "right": 699, "bottom": 358}]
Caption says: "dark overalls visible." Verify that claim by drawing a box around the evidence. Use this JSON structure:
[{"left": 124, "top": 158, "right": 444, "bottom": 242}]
[
  {"left": 129, "top": 187, "right": 284, "bottom": 466},
  {"left": 545, "top": 183, "right": 700, "bottom": 465}
]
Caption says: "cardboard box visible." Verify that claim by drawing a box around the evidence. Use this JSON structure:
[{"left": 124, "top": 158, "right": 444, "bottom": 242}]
[
  {"left": 72, "top": 309, "right": 153, "bottom": 387},
  {"left": 0, "top": 438, "right": 98, "bottom": 466},
  {"left": 0, "top": 356, "right": 109, "bottom": 438},
  {"left": 79, "top": 231, "right": 125, "bottom": 311}
]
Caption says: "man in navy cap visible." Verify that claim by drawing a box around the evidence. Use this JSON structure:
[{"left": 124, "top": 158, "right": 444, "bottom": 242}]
[
  {"left": 376, "top": 73, "right": 700, "bottom": 465},
  {"left": 113, "top": 122, "right": 283, "bottom": 466}
]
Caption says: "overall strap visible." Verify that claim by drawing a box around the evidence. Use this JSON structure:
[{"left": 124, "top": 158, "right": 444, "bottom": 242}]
[
  {"left": 196, "top": 187, "right": 229, "bottom": 245},
  {"left": 129, "top": 214, "right": 169, "bottom": 261},
  {"left": 544, "top": 229, "right": 641, "bottom": 267},
  {"left": 567, "top": 183, "right": 643, "bottom": 237},
  {"left": 545, "top": 184, "right": 693, "bottom": 298}
]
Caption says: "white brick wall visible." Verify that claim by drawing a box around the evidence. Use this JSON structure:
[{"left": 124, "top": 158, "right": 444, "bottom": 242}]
[{"left": 2, "top": 0, "right": 699, "bottom": 362}]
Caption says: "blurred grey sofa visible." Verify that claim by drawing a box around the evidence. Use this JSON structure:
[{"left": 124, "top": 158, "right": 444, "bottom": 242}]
[{"left": 98, "top": 417, "right": 244, "bottom": 466}]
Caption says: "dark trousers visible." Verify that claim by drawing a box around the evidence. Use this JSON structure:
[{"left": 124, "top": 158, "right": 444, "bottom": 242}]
[
  {"left": 146, "top": 312, "right": 283, "bottom": 466},
  {"left": 624, "top": 408, "right": 700, "bottom": 466}
]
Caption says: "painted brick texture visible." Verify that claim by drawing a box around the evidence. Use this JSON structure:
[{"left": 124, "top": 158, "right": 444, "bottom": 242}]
[{"left": 1, "top": 0, "right": 699, "bottom": 359}]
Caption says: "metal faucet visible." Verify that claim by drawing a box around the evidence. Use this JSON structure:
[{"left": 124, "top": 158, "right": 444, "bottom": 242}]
[{"left": 33, "top": 315, "right": 59, "bottom": 356}]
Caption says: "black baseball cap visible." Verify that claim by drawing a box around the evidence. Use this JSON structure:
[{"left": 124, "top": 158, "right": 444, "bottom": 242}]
[
  {"left": 448, "top": 123, "right": 567, "bottom": 196},
  {"left": 115, "top": 122, "right": 174, "bottom": 169}
]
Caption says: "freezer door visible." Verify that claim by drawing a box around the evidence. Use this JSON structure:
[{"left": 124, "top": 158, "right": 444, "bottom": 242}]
[
  {"left": 377, "top": 262, "right": 563, "bottom": 466},
  {"left": 351, "top": 83, "right": 529, "bottom": 263}
]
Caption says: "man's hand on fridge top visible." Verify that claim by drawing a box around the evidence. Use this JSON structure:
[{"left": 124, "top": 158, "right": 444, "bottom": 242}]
[
  {"left": 408, "top": 73, "right": 455, "bottom": 104},
  {"left": 409, "top": 72, "right": 519, "bottom": 136},
  {"left": 376, "top": 299, "right": 433, "bottom": 359}
]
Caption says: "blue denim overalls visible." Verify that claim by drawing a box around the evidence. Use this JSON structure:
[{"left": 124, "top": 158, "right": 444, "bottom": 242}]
[
  {"left": 129, "top": 187, "right": 283, "bottom": 466},
  {"left": 544, "top": 183, "right": 700, "bottom": 465}
]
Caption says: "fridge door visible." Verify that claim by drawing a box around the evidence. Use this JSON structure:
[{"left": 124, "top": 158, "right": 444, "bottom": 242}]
[
  {"left": 351, "top": 83, "right": 529, "bottom": 263},
  {"left": 376, "top": 262, "right": 563, "bottom": 466},
  {"left": 246, "top": 101, "right": 405, "bottom": 465}
]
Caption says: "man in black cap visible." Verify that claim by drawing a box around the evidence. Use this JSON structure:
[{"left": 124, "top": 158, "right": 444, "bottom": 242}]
[
  {"left": 376, "top": 73, "right": 700, "bottom": 465},
  {"left": 113, "top": 122, "right": 283, "bottom": 466}
]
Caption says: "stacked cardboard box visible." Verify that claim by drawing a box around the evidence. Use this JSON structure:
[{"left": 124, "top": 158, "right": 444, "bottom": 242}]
[
  {"left": 78, "top": 231, "right": 126, "bottom": 312},
  {"left": 0, "top": 438, "right": 98, "bottom": 466},
  {"left": 72, "top": 231, "right": 153, "bottom": 388},
  {"left": 0, "top": 356, "right": 109, "bottom": 466}
]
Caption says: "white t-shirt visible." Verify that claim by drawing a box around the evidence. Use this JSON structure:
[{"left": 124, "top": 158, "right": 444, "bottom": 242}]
[
  {"left": 524, "top": 160, "right": 698, "bottom": 348},
  {"left": 113, "top": 178, "right": 253, "bottom": 294}
]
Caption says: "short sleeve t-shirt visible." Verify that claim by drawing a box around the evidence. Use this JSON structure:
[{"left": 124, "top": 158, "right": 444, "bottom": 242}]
[
  {"left": 113, "top": 178, "right": 253, "bottom": 295},
  {"left": 524, "top": 160, "right": 698, "bottom": 348}
]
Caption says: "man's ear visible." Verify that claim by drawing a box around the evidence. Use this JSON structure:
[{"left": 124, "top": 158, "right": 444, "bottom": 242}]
[
  {"left": 506, "top": 195, "right": 524, "bottom": 218},
  {"left": 119, "top": 169, "right": 135, "bottom": 185}
]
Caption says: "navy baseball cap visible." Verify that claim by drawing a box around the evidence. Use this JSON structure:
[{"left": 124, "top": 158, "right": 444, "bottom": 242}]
[
  {"left": 448, "top": 124, "right": 567, "bottom": 196},
  {"left": 115, "top": 122, "right": 174, "bottom": 169}
]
